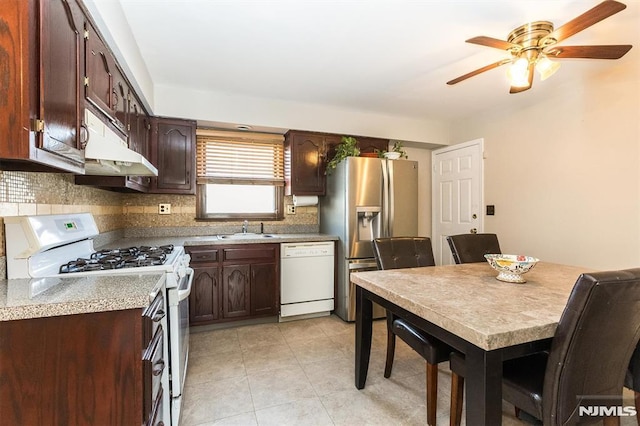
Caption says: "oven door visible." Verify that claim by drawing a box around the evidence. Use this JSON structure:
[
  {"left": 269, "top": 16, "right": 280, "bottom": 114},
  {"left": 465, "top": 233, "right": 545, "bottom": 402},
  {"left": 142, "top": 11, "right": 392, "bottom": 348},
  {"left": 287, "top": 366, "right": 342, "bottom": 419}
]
[{"left": 167, "top": 266, "right": 194, "bottom": 426}]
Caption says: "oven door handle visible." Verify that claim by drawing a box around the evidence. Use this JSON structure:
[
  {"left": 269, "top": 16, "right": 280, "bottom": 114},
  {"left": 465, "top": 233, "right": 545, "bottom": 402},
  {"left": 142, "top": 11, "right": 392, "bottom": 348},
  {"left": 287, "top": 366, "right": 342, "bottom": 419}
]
[{"left": 177, "top": 267, "right": 194, "bottom": 302}]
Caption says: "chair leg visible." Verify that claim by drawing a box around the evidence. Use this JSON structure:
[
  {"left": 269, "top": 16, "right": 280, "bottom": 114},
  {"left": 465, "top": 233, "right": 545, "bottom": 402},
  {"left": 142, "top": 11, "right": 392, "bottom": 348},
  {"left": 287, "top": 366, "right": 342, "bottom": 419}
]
[
  {"left": 384, "top": 314, "right": 396, "bottom": 378},
  {"left": 427, "top": 362, "right": 438, "bottom": 426},
  {"left": 450, "top": 371, "right": 464, "bottom": 426}
]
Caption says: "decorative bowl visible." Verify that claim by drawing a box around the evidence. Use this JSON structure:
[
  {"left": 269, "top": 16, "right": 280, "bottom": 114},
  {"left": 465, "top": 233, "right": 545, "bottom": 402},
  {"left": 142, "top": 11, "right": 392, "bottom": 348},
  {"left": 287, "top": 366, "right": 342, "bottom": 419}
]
[
  {"left": 383, "top": 152, "right": 401, "bottom": 160},
  {"left": 484, "top": 254, "right": 539, "bottom": 283}
]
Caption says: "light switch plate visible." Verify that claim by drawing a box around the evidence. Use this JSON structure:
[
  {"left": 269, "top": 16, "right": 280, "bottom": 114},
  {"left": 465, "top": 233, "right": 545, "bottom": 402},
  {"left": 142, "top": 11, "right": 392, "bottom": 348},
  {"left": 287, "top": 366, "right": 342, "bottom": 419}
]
[{"left": 159, "top": 203, "right": 171, "bottom": 215}]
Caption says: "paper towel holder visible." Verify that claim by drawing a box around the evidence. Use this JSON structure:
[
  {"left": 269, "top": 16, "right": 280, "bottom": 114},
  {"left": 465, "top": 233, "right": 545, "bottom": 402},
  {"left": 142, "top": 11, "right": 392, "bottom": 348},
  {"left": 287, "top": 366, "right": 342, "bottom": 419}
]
[{"left": 292, "top": 195, "right": 319, "bottom": 207}]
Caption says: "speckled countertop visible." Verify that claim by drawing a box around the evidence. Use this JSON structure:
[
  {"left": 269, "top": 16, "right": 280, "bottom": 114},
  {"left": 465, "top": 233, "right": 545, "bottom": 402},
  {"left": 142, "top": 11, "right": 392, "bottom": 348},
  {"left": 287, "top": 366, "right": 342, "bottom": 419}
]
[
  {"left": 351, "top": 262, "right": 591, "bottom": 351},
  {"left": 0, "top": 273, "right": 164, "bottom": 321},
  {"left": 100, "top": 233, "right": 338, "bottom": 249},
  {"left": 0, "top": 233, "right": 336, "bottom": 322}
]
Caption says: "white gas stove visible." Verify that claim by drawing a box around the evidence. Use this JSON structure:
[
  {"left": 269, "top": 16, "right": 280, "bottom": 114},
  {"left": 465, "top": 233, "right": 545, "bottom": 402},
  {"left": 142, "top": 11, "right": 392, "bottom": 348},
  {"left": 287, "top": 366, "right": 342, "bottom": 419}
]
[{"left": 4, "top": 213, "right": 192, "bottom": 426}]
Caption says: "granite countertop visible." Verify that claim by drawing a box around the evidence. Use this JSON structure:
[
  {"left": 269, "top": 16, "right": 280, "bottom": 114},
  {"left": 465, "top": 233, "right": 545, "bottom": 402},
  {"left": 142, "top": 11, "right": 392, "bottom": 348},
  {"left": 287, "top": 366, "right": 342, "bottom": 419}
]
[
  {"left": 100, "top": 233, "right": 338, "bottom": 249},
  {"left": 351, "top": 261, "right": 590, "bottom": 351},
  {"left": 0, "top": 273, "right": 165, "bottom": 322}
]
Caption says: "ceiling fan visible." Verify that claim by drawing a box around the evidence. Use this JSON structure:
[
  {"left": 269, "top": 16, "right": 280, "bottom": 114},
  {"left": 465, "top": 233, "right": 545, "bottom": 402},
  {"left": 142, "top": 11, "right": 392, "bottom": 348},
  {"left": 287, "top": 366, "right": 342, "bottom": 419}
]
[{"left": 446, "top": 0, "right": 633, "bottom": 93}]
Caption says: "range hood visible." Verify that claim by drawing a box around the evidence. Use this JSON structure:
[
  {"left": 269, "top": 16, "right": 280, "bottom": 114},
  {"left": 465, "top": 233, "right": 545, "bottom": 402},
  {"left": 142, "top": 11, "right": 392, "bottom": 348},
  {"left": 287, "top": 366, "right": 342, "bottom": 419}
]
[{"left": 83, "top": 109, "right": 158, "bottom": 176}]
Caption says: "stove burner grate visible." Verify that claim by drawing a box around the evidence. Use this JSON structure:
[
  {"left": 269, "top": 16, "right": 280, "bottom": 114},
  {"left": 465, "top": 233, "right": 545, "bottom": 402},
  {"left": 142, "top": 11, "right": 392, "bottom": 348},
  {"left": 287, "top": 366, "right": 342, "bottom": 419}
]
[{"left": 59, "top": 244, "right": 175, "bottom": 273}]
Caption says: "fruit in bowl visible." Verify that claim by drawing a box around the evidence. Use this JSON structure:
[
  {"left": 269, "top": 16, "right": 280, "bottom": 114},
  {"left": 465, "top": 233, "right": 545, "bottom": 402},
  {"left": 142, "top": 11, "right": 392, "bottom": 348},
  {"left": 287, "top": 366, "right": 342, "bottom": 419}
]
[{"left": 484, "top": 254, "right": 539, "bottom": 283}]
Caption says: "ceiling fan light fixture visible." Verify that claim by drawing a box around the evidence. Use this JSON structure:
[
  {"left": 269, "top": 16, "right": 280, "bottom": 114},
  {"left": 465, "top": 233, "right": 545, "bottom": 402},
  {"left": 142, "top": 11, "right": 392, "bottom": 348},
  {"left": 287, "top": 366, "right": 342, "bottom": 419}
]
[
  {"left": 507, "top": 57, "right": 531, "bottom": 87},
  {"left": 536, "top": 56, "right": 561, "bottom": 81}
]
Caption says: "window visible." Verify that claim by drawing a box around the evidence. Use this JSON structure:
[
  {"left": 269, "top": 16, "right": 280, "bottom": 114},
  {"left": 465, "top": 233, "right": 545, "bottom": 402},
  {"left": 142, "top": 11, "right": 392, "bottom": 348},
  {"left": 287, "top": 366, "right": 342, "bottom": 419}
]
[{"left": 196, "top": 129, "right": 285, "bottom": 220}]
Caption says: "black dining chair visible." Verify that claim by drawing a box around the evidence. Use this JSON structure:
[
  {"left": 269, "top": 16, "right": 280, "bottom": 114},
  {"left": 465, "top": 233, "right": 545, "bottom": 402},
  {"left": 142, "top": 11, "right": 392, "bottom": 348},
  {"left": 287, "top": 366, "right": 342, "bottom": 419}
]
[
  {"left": 446, "top": 233, "right": 501, "bottom": 264},
  {"left": 372, "top": 237, "right": 454, "bottom": 426},
  {"left": 450, "top": 268, "right": 640, "bottom": 426}
]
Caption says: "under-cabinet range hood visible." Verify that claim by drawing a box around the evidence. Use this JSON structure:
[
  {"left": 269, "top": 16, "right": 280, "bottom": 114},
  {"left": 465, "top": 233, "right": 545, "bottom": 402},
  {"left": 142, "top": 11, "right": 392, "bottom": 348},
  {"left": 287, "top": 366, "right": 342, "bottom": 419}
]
[{"left": 83, "top": 109, "right": 158, "bottom": 176}]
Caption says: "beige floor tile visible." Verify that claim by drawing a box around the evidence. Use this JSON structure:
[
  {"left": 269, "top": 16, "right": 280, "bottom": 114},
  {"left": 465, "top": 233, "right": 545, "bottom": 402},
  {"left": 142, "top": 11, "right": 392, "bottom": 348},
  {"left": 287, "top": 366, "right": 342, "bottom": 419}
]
[
  {"left": 190, "top": 328, "right": 241, "bottom": 358},
  {"left": 288, "top": 336, "right": 347, "bottom": 364},
  {"left": 254, "top": 397, "right": 334, "bottom": 426},
  {"left": 241, "top": 343, "right": 299, "bottom": 375},
  {"left": 248, "top": 364, "right": 318, "bottom": 410},
  {"left": 181, "top": 376, "right": 254, "bottom": 425},
  {"left": 186, "top": 351, "right": 247, "bottom": 386},
  {"left": 278, "top": 319, "right": 329, "bottom": 344},
  {"left": 184, "top": 316, "right": 540, "bottom": 426},
  {"left": 237, "top": 323, "right": 286, "bottom": 349}
]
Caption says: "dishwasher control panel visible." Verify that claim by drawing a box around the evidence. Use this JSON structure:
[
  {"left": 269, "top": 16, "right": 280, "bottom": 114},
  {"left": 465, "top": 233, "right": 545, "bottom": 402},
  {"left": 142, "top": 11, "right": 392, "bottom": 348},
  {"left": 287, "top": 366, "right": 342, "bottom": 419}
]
[{"left": 281, "top": 242, "right": 334, "bottom": 258}]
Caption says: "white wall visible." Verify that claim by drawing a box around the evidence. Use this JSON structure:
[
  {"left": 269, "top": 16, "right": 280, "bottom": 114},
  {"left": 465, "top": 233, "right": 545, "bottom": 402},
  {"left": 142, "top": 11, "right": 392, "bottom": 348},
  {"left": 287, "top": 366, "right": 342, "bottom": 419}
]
[
  {"left": 450, "top": 59, "right": 640, "bottom": 270},
  {"left": 153, "top": 85, "right": 449, "bottom": 144}
]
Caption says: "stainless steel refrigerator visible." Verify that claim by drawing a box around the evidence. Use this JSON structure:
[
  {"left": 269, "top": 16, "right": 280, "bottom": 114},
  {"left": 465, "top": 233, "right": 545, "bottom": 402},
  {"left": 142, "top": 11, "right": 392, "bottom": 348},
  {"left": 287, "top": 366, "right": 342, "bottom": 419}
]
[{"left": 320, "top": 157, "right": 418, "bottom": 321}]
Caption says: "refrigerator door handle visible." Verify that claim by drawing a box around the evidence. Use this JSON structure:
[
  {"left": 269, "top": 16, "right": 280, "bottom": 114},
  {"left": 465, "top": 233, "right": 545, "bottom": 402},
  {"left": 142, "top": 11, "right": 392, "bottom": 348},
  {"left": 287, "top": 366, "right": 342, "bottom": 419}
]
[
  {"left": 387, "top": 160, "right": 394, "bottom": 236},
  {"left": 381, "top": 160, "right": 390, "bottom": 237}
]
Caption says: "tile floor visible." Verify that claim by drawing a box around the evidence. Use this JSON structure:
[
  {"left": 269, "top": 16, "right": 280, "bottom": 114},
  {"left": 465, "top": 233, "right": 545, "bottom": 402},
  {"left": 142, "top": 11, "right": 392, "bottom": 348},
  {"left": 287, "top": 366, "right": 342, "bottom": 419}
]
[{"left": 180, "top": 315, "right": 637, "bottom": 426}]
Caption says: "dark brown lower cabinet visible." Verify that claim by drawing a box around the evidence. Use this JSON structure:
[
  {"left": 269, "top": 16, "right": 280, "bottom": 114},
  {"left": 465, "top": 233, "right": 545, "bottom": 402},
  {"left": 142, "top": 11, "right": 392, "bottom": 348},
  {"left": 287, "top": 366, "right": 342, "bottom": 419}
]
[
  {"left": 186, "top": 244, "right": 280, "bottom": 326},
  {"left": 0, "top": 309, "right": 148, "bottom": 425}
]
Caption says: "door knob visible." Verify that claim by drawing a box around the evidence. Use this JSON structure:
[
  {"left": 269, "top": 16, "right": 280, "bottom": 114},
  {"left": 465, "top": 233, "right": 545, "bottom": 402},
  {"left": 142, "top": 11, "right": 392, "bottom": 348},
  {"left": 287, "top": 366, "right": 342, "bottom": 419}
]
[{"left": 470, "top": 228, "right": 478, "bottom": 234}]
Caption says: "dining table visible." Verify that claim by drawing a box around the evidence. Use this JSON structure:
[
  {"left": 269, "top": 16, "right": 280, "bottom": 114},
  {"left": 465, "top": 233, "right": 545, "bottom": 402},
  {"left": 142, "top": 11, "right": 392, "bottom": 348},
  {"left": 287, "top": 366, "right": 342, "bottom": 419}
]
[{"left": 351, "top": 261, "right": 589, "bottom": 426}]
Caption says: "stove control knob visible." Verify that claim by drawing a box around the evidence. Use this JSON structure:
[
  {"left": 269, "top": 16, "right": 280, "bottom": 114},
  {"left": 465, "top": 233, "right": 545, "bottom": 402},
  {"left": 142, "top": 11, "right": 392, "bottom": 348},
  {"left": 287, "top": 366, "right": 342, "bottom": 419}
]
[{"left": 178, "top": 265, "right": 187, "bottom": 278}]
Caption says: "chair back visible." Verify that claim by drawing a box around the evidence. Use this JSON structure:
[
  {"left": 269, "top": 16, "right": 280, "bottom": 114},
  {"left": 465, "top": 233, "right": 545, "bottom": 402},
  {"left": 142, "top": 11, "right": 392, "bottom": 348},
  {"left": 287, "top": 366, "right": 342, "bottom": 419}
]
[
  {"left": 446, "top": 233, "right": 501, "bottom": 264},
  {"left": 372, "top": 237, "right": 435, "bottom": 270},
  {"left": 542, "top": 268, "right": 640, "bottom": 425}
]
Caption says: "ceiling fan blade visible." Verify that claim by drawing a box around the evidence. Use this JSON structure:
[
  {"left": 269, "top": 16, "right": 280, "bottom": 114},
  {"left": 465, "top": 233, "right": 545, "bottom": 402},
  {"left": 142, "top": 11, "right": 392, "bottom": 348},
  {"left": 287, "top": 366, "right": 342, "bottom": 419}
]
[
  {"left": 447, "top": 59, "right": 511, "bottom": 85},
  {"left": 545, "top": 44, "right": 632, "bottom": 59},
  {"left": 543, "top": 0, "right": 627, "bottom": 45},
  {"left": 466, "top": 36, "right": 520, "bottom": 51},
  {"left": 509, "top": 61, "right": 535, "bottom": 94}
]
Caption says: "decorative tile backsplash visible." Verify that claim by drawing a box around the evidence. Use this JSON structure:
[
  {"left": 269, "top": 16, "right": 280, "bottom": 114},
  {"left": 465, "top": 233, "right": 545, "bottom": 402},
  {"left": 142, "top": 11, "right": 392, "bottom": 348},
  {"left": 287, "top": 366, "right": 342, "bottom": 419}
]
[{"left": 0, "top": 171, "right": 319, "bottom": 258}]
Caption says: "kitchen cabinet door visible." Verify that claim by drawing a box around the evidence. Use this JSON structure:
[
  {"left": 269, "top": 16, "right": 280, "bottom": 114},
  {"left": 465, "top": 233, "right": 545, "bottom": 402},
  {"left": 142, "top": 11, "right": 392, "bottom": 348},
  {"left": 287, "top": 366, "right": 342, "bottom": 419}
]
[
  {"left": 356, "top": 136, "right": 389, "bottom": 156},
  {"left": 190, "top": 265, "right": 221, "bottom": 324},
  {"left": 84, "top": 22, "right": 114, "bottom": 116},
  {"left": 150, "top": 117, "right": 196, "bottom": 194},
  {"left": 0, "top": 0, "right": 84, "bottom": 173},
  {"left": 285, "top": 132, "right": 327, "bottom": 196},
  {"left": 222, "top": 265, "right": 252, "bottom": 318},
  {"left": 250, "top": 261, "right": 278, "bottom": 316},
  {"left": 0, "top": 309, "right": 145, "bottom": 424},
  {"left": 111, "top": 65, "right": 130, "bottom": 136}
]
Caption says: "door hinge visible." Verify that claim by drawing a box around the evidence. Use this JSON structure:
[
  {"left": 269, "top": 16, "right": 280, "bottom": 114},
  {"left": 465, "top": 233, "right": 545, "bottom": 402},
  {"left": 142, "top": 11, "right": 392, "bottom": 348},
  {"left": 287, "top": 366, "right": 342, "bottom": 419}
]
[
  {"left": 84, "top": 29, "right": 89, "bottom": 39},
  {"left": 31, "top": 119, "right": 45, "bottom": 133},
  {"left": 84, "top": 76, "right": 89, "bottom": 86}
]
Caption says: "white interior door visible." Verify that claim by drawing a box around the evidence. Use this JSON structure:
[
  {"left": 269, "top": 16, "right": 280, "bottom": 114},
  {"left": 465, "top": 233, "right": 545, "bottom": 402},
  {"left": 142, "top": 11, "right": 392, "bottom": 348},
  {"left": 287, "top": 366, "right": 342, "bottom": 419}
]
[{"left": 432, "top": 139, "right": 484, "bottom": 265}]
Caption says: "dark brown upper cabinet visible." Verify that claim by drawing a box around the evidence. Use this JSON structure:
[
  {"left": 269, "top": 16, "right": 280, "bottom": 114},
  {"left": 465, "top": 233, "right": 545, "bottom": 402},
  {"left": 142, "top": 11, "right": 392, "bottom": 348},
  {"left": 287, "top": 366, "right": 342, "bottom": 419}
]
[
  {"left": 284, "top": 130, "right": 340, "bottom": 196},
  {"left": 284, "top": 130, "right": 389, "bottom": 196},
  {"left": 150, "top": 117, "right": 196, "bottom": 194},
  {"left": 84, "top": 22, "right": 115, "bottom": 117},
  {"left": 111, "top": 65, "right": 130, "bottom": 136},
  {"left": 0, "top": 0, "right": 85, "bottom": 173}
]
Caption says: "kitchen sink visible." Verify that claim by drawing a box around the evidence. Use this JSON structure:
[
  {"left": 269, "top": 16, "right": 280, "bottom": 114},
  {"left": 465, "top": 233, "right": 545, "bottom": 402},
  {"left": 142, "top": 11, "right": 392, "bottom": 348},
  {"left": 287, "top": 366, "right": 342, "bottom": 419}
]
[{"left": 218, "top": 233, "right": 277, "bottom": 240}]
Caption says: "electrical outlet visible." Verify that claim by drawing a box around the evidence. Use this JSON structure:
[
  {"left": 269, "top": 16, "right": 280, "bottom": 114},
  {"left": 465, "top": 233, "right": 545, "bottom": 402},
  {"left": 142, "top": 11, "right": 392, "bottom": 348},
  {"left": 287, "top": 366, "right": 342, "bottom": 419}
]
[
  {"left": 286, "top": 205, "right": 296, "bottom": 215},
  {"left": 159, "top": 203, "right": 171, "bottom": 215}
]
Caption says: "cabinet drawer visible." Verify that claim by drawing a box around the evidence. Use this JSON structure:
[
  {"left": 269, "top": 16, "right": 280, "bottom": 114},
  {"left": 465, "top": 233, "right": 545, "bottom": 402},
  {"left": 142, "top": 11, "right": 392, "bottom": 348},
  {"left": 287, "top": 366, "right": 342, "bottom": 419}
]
[
  {"left": 142, "top": 292, "right": 165, "bottom": 346},
  {"left": 143, "top": 325, "right": 165, "bottom": 419},
  {"left": 145, "top": 386, "right": 165, "bottom": 426},
  {"left": 223, "top": 246, "right": 277, "bottom": 262},
  {"left": 188, "top": 249, "right": 219, "bottom": 263}
]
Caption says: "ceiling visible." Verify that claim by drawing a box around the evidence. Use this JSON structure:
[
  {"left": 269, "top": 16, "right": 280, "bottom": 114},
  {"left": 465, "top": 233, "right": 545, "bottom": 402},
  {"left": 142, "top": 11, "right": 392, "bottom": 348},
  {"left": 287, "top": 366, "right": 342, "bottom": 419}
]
[{"left": 114, "top": 0, "right": 639, "bottom": 124}]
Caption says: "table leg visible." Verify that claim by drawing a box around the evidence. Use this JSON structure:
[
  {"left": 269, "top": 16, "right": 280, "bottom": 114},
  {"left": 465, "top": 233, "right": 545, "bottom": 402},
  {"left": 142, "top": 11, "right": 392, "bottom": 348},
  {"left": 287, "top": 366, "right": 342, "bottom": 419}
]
[
  {"left": 355, "top": 285, "right": 373, "bottom": 389},
  {"left": 465, "top": 346, "right": 503, "bottom": 425}
]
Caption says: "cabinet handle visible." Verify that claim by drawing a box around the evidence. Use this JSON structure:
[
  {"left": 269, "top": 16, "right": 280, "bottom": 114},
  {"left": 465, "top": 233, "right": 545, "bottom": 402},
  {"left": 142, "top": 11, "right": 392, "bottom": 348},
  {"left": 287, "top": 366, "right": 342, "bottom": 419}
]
[
  {"left": 112, "top": 89, "right": 119, "bottom": 107},
  {"left": 80, "top": 123, "right": 89, "bottom": 148},
  {"left": 152, "top": 360, "right": 165, "bottom": 376},
  {"left": 152, "top": 309, "right": 165, "bottom": 322}
]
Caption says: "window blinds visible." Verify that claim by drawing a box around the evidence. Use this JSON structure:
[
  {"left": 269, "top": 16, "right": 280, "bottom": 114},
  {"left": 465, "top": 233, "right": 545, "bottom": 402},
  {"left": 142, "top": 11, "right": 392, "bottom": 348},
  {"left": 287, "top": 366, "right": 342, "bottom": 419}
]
[{"left": 196, "top": 129, "right": 285, "bottom": 186}]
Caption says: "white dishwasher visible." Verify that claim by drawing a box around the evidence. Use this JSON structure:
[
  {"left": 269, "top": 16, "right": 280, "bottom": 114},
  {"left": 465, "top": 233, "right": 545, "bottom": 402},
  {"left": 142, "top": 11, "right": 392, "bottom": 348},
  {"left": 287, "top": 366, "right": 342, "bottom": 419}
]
[{"left": 280, "top": 241, "right": 335, "bottom": 320}]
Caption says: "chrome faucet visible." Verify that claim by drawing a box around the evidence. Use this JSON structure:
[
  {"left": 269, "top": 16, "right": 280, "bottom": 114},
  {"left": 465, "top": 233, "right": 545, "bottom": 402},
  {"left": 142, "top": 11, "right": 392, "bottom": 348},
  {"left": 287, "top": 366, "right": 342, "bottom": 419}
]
[{"left": 242, "top": 220, "right": 249, "bottom": 234}]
